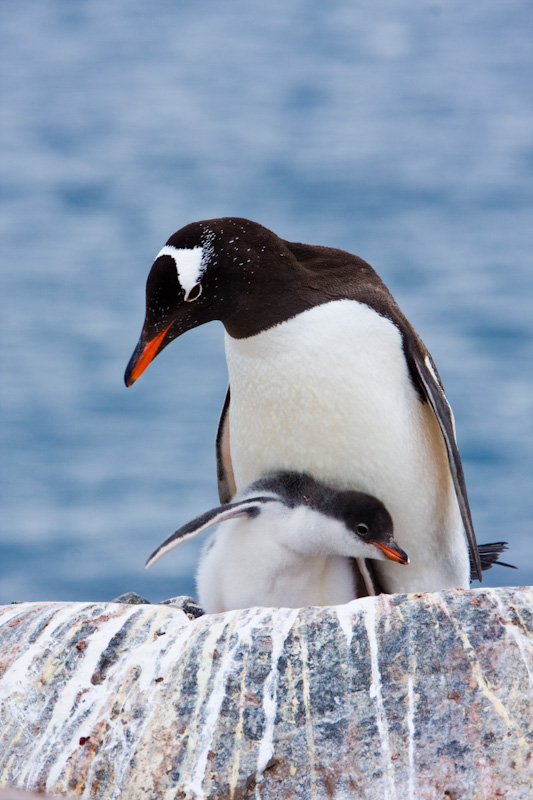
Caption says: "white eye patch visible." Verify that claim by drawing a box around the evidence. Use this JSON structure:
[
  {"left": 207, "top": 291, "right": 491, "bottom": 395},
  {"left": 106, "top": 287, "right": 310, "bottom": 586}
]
[{"left": 155, "top": 245, "right": 204, "bottom": 298}]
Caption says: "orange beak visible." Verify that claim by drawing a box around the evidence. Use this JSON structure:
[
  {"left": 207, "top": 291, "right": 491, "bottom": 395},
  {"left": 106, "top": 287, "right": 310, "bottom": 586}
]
[
  {"left": 124, "top": 322, "right": 173, "bottom": 387},
  {"left": 370, "top": 541, "right": 409, "bottom": 565}
]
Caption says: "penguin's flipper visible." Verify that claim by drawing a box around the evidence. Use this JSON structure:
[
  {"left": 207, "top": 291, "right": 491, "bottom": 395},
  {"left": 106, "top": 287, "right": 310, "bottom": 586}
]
[
  {"left": 408, "top": 345, "right": 482, "bottom": 581},
  {"left": 470, "top": 541, "right": 517, "bottom": 581},
  {"left": 216, "top": 387, "right": 237, "bottom": 504},
  {"left": 145, "top": 497, "right": 272, "bottom": 569}
]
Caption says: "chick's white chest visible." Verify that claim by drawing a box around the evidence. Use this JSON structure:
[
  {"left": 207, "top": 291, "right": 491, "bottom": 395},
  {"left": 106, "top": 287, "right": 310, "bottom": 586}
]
[{"left": 196, "top": 506, "right": 358, "bottom": 612}]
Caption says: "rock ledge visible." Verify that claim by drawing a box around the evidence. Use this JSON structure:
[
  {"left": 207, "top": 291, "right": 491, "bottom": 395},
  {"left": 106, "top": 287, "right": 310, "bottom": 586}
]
[{"left": 0, "top": 587, "right": 532, "bottom": 799}]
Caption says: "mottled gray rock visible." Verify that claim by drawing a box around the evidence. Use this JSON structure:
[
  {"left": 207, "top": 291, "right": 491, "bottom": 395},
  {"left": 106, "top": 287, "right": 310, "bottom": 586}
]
[
  {"left": 0, "top": 790, "right": 69, "bottom": 800},
  {"left": 111, "top": 591, "right": 151, "bottom": 605},
  {"left": 0, "top": 588, "right": 531, "bottom": 799},
  {"left": 159, "top": 595, "right": 206, "bottom": 619}
]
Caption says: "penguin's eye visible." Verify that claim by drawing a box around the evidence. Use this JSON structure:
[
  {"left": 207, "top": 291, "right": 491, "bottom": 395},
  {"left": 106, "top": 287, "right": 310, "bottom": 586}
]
[
  {"left": 356, "top": 523, "right": 369, "bottom": 535},
  {"left": 185, "top": 283, "right": 202, "bottom": 302}
]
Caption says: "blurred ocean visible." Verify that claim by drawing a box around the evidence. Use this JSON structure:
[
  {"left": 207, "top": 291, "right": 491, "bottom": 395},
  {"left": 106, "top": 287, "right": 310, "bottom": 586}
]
[{"left": 1, "top": 0, "right": 532, "bottom": 604}]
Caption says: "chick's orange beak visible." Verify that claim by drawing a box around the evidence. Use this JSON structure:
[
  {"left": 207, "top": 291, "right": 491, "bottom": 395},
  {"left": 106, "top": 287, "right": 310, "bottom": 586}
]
[{"left": 371, "top": 541, "right": 410, "bottom": 565}]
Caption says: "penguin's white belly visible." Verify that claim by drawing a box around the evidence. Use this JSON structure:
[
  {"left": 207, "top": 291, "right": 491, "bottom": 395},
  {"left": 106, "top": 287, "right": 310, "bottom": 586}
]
[{"left": 224, "top": 300, "right": 468, "bottom": 591}]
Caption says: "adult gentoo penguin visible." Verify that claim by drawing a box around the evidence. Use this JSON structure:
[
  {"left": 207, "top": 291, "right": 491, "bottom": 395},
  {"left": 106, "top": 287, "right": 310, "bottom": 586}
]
[
  {"left": 145, "top": 471, "right": 409, "bottom": 612},
  {"left": 125, "top": 217, "right": 482, "bottom": 593}
]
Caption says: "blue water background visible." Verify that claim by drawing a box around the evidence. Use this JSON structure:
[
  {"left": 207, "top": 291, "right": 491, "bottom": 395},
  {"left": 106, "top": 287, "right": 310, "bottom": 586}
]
[{"left": 1, "top": 0, "right": 532, "bottom": 603}]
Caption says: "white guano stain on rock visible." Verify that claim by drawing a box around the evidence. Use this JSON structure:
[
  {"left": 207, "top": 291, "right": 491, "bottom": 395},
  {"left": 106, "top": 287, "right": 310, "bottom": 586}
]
[
  {"left": 2, "top": 603, "right": 113, "bottom": 787},
  {"left": 361, "top": 596, "right": 397, "bottom": 800},
  {"left": 296, "top": 619, "right": 318, "bottom": 800},
  {"left": 406, "top": 676, "right": 417, "bottom": 800},
  {"left": 0, "top": 601, "right": 197, "bottom": 798},
  {"left": 43, "top": 609, "right": 143, "bottom": 790},
  {"left": 185, "top": 607, "right": 271, "bottom": 800},
  {"left": 255, "top": 607, "right": 299, "bottom": 782},
  {"left": 334, "top": 599, "right": 357, "bottom": 649}
]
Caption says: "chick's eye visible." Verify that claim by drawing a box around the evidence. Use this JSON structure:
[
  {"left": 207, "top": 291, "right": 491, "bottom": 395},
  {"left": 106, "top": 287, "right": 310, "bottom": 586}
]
[
  {"left": 356, "top": 523, "right": 369, "bottom": 535},
  {"left": 185, "top": 282, "right": 202, "bottom": 302}
]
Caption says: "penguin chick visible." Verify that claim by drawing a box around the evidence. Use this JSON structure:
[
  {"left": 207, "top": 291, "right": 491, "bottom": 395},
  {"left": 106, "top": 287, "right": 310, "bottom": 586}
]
[{"left": 145, "top": 472, "right": 408, "bottom": 612}]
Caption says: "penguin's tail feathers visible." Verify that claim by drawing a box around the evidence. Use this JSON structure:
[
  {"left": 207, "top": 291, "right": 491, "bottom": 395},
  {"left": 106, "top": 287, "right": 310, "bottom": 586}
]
[{"left": 470, "top": 541, "right": 517, "bottom": 581}]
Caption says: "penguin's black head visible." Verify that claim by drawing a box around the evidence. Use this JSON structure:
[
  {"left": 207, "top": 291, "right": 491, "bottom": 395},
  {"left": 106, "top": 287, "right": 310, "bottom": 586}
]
[
  {"left": 124, "top": 217, "right": 304, "bottom": 386},
  {"left": 336, "top": 490, "right": 409, "bottom": 565}
]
